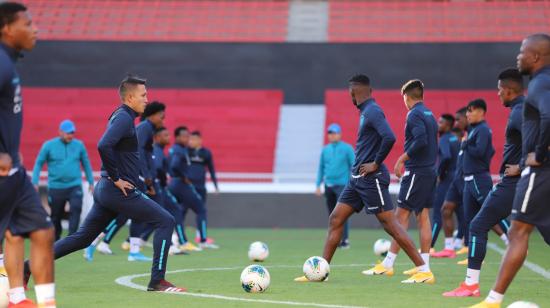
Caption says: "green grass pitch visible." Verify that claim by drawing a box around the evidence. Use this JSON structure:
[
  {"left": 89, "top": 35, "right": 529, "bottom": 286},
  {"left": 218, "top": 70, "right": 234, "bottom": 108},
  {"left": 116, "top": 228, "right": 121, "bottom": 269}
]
[{"left": 26, "top": 228, "right": 549, "bottom": 307}]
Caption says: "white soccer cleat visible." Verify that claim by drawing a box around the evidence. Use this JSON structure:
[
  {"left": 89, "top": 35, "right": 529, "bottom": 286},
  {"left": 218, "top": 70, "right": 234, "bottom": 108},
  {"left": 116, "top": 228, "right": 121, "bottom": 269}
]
[{"left": 97, "top": 242, "right": 114, "bottom": 255}]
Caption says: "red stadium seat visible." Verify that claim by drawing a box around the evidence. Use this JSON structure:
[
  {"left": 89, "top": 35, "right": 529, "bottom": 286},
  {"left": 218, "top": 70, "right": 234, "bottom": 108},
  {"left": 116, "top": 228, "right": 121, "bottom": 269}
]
[
  {"left": 329, "top": 1, "right": 550, "bottom": 43},
  {"left": 22, "top": 88, "right": 283, "bottom": 174},
  {"left": 26, "top": 0, "right": 289, "bottom": 42}
]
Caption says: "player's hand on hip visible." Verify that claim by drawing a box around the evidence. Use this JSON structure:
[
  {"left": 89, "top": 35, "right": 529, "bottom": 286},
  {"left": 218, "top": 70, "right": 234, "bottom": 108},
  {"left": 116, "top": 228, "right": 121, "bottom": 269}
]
[
  {"left": 146, "top": 185, "right": 156, "bottom": 196},
  {"left": 360, "top": 162, "right": 378, "bottom": 176},
  {"left": 525, "top": 152, "right": 542, "bottom": 167},
  {"left": 394, "top": 160, "right": 404, "bottom": 178},
  {"left": 114, "top": 179, "right": 134, "bottom": 196},
  {"left": 88, "top": 184, "right": 94, "bottom": 194}
]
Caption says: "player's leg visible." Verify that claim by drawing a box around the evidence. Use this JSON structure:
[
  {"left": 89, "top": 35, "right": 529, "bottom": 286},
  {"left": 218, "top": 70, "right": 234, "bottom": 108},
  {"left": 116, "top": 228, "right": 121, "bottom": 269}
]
[
  {"left": 322, "top": 202, "right": 355, "bottom": 263},
  {"left": 47, "top": 188, "right": 66, "bottom": 241},
  {"left": 67, "top": 185, "right": 84, "bottom": 236},
  {"left": 4, "top": 230, "right": 25, "bottom": 301},
  {"left": 114, "top": 191, "right": 179, "bottom": 290},
  {"left": 455, "top": 200, "right": 466, "bottom": 249},
  {"left": 183, "top": 184, "right": 212, "bottom": 248},
  {"left": 8, "top": 172, "right": 56, "bottom": 307},
  {"left": 431, "top": 177, "right": 451, "bottom": 249},
  {"left": 387, "top": 207, "right": 412, "bottom": 256},
  {"left": 443, "top": 179, "right": 516, "bottom": 297}
]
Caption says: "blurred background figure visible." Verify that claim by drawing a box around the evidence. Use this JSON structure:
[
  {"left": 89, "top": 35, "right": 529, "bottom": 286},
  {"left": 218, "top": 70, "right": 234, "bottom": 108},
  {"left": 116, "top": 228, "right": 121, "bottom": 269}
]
[
  {"left": 188, "top": 130, "right": 219, "bottom": 244},
  {"left": 32, "top": 119, "right": 94, "bottom": 240},
  {"left": 315, "top": 123, "right": 354, "bottom": 248}
]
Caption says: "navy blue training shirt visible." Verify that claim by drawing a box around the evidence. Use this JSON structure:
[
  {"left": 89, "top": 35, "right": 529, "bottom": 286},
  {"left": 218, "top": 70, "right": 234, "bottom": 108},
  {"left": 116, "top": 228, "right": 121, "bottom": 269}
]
[
  {"left": 98, "top": 104, "right": 140, "bottom": 186},
  {"left": 168, "top": 143, "right": 191, "bottom": 179},
  {"left": 0, "top": 43, "right": 23, "bottom": 167},
  {"left": 352, "top": 98, "right": 396, "bottom": 175},
  {"left": 437, "top": 131, "right": 460, "bottom": 179},
  {"left": 462, "top": 121, "right": 495, "bottom": 175},
  {"left": 523, "top": 66, "right": 550, "bottom": 165},
  {"left": 152, "top": 143, "right": 168, "bottom": 187},
  {"left": 500, "top": 95, "right": 524, "bottom": 174},
  {"left": 136, "top": 119, "right": 155, "bottom": 182},
  {"left": 188, "top": 147, "right": 218, "bottom": 189},
  {"left": 404, "top": 102, "right": 438, "bottom": 170}
]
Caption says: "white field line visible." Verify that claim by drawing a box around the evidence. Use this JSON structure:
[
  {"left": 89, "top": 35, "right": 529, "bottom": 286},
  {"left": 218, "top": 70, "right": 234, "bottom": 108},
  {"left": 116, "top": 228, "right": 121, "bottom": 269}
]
[{"left": 487, "top": 242, "right": 550, "bottom": 279}]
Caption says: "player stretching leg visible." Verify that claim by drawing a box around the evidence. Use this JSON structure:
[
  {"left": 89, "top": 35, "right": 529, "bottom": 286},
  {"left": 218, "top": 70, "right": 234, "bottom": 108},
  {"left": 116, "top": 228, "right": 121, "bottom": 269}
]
[
  {"left": 24, "top": 76, "right": 185, "bottom": 293},
  {"left": 375, "top": 80, "right": 438, "bottom": 283},
  {"left": 295, "top": 74, "right": 431, "bottom": 283},
  {"left": 444, "top": 68, "right": 524, "bottom": 298},
  {"left": 471, "top": 33, "right": 550, "bottom": 308}
]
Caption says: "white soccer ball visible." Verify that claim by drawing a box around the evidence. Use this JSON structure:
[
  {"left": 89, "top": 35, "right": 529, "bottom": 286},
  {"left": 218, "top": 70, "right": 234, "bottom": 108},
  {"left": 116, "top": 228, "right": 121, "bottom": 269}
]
[
  {"left": 303, "top": 256, "right": 330, "bottom": 282},
  {"left": 0, "top": 275, "right": 9, "bottom": 308},
  {"left": 373, "top": 239, "right": 391, "bottom": 256},
  {"left": 248, "top": 242, "right": 269, "bottom": 262},
  {"left": 507, "top": 301, "right": 540, "bottom": 308},
  {"left": 240, "top": 265, "right": 270, "bottom": 293}
]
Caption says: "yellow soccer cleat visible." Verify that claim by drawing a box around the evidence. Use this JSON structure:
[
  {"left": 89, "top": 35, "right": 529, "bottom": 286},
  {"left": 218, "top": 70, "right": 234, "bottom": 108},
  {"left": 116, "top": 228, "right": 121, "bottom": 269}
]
[
  {"left": 401, "top": 271, "right": 435, "bottom": 284},
  {"left": 456, "top": 246, "right": 469, "bottom": 255},
  {"left": 468, "top": 301, "right": 501, "bottom": 308},
  {"left": 0, "top": 266, "right": 6, "bottom": 277},
  {"left": 121, "top": 240, "right": 130, "bottom": 251},
  {"left": 293, "top": 275, "right": 329, "bottom": 282},
  {"left": 403, "top": 266, "right": 418, "bottom": 276},
  {"left": 180, "top": 242, "right": 202, "bottom": 252},
  {"left": 457, "top": 258, "right": 468, "bottom": 265},
  {"left": 294, "top": 275, "right": 309, "bottom": 282},
  {"left": 362, "top": 263, "right": 394, "bottom": 276}
]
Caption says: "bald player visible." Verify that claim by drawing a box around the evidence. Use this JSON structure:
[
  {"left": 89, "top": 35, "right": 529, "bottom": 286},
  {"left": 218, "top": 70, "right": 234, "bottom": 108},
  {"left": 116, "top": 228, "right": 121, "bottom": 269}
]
[{"left": 471, "top": 34, "right": 550, "bottom": 308}]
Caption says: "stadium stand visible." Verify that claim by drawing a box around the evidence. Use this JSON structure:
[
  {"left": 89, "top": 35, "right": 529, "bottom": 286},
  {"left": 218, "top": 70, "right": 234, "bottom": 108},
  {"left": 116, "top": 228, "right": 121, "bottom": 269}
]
[
  {"left": 23, "top": 88, "right": 283, "bottom": 174},
  {"left": 26, "top": 0, "right": 289, "bottom": 42},
  {"left": 329, "top": 1, "right": 550, "bottom": 42}
]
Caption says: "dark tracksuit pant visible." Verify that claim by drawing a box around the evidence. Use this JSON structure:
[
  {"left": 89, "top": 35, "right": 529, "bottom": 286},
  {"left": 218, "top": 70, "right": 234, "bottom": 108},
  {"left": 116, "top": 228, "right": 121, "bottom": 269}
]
[
  {"left": 47, "top": 185, "right": 83, "bottom": 240},
  {"left": 169, "top": 178, "right": 207, "bottom": 242},
  {"left": 325, "top": 185, "right": 348, "bottom": 243},
  {"left": 468, "top": 176, "right": 517, "bottom": 270},
  {"left": 54, "top": 178, "right": 174, "bottom": 283},
  {"left": 430, "top": 175, "right": 453, "bottom": 248},
  {"left": 462, "top": 173, "right": 509, "bottom": 246},
  {"left": 140, "top": 185, "right": 186, "bottom": 244}
]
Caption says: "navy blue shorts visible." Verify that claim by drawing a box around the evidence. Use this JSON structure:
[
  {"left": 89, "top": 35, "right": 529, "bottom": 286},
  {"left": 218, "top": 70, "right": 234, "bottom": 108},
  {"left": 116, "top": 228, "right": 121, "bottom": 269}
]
[
  {"left": 470, "top": 176, "right": 518, "bottom": 235},
  {"left": 445, "top": 176, "right": 464, "bottom": 205},
  {"left": 512, "top": 166, "right": 550, "bottom": 245},
  {"left": 0, "top": 168, "right": 52, "bottom": 240},
  {"left": 397, "top": 169, "right": 436, "bottom": 214},
  {"left": 338, "top": 167, "right": 393, "bottom": 215}
]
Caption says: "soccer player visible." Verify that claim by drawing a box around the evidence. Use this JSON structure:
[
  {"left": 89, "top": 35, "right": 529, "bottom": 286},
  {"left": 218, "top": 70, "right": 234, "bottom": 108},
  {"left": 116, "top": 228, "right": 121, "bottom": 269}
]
[
  {"left": 188, "top": 130, "right": 219, "bottom": 244},
  {"left": 315, "top": 123, "right": 355, "bottom": 249},
  {"left": 373, "top": 80, "right": 438, "bottom": 282},
  {"left": 295, "top": 74, "right": 431, "bottom": 283},
  {"left": 443, "top": 68, "right": 524, "bottom": 298},
  {"left": 0, "top": 3, "right": 56, "bottom": 307},
  {"left": 169, "top": 127, "right": 217, "bottom": 249},
  {"left": 25, "top": 76, "right": 185, "bottom": 293},
  {"left": 85, "top": 102, "right": 168, "bottom": 261},
  {"left": 31, "top": 119, "right": 94, "bottom": 240},
  {"left": 471, "top": 33, "right": 550, "bottom": 308},
  {"left": 433, "top": 108, "right": 469, "bottom": 257},
  {"left": 152, "top": 127, "right": 198, "bottom": 253},
  {"left": 430, "top": 114, "right": 460, "bottom": 251},
  {"left": 458, "top": 99, "right": 504, "bottom": 265}
]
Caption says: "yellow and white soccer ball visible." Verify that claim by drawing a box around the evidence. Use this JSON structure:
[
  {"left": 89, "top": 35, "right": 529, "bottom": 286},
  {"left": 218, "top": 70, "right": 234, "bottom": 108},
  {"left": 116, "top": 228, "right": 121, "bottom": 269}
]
[
  {"left": 507, "top": 301, "right": 540, "bottom": 308},
  {"left": 240, "top": 264, "right": 270, "bottom": 293},
  {"left": 373, "top": 239, "right": 391, "bottom": 257},
  {"left": 248, "top": 242, "right": 269, "bottom": 262},
  {"left": 302, "top": 256, "right": 330, "bottom": 282}
]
